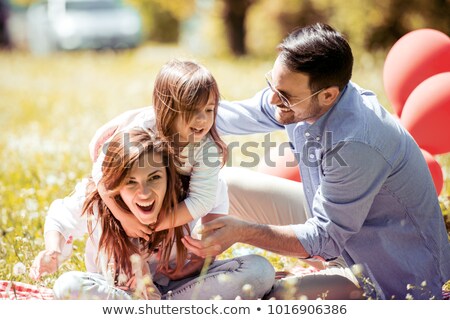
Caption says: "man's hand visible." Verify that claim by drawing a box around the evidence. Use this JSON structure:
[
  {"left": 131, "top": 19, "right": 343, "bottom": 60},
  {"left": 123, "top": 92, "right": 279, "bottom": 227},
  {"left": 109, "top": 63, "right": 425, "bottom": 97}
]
[
  {"left": 29, "top": 250, "right": 62, "bottom": 280},
  {"left": 181, "top": 216, "right": 248, "bottom": 258}
]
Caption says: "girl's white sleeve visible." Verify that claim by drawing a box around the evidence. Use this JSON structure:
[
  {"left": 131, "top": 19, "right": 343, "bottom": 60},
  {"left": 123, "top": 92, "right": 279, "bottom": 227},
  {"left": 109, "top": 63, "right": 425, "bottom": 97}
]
[
  {"left": 44, "top": 179, "right": 90, "bottom": 242},
  {"left": 182, "top": 137, "right": 221, "bottom": 219}
]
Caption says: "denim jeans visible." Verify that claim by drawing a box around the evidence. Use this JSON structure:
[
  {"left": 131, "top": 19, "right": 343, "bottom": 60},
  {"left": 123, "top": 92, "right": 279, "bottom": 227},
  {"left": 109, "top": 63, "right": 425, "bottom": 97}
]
[{"left": 53, "top": 254, "right": 275, "bottom": 300}]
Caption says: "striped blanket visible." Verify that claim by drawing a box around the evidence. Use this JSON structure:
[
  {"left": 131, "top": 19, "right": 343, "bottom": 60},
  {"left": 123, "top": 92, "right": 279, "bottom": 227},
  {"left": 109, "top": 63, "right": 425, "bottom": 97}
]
[{"left": 0, "top": 281, "right": 54, "bottom": 300}]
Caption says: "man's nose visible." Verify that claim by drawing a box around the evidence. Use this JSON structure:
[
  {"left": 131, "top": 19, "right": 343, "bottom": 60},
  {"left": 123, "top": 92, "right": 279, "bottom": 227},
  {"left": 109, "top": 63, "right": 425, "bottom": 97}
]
[{"left": 269, "top": 91, "right": 281, "bottom": 105}]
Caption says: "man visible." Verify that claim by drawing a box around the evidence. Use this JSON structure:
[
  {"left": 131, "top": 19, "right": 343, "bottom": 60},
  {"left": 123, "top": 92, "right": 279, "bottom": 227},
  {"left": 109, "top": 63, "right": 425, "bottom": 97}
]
[{"left": 181, "top": 23, "right": 450, "bottom": 300}]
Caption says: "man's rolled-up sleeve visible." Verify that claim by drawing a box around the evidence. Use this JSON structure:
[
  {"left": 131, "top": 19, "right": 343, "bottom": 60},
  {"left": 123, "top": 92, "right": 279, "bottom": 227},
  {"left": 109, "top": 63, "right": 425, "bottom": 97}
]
[{"left": 291, "top": 141, "right": 392, "bottom": 260}]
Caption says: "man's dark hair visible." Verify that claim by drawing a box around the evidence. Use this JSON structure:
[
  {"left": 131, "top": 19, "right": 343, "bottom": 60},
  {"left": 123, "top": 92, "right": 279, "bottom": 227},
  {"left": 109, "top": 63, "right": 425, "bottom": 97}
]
[{"left": 277, "top": 23, "right": 353, "bottom": 92}]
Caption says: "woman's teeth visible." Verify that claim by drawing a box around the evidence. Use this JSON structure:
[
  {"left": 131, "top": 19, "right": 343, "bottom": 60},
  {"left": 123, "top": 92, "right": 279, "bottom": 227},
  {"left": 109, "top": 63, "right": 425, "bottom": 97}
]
[{"left": 136, "top": 202, "right": 154, "bottom": 212}]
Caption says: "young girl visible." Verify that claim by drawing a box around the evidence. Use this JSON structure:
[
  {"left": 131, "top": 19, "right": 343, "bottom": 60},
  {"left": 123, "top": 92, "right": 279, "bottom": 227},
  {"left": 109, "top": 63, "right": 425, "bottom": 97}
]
[
  {"left": 29, "top": 128, "right": 275, "bottom": 299},
  {"left": 90, "top": 59, "right": 227, "bottom": 239}
]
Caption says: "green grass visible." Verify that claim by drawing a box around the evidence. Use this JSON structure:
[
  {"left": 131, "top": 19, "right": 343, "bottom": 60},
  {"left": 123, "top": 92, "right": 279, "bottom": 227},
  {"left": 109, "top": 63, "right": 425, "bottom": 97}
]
[{"left": 0, "top": 45, "right": 449, "bottom": 293}]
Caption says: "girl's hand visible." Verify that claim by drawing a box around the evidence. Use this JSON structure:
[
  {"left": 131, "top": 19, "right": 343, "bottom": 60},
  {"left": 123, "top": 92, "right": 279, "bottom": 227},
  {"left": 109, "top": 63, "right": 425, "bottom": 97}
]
[
  {"left": 29, "top": 250, "right": 61, "bottom": 280},
  {"left": 120, "top": 214, "right": 153, "bottom": 240}
]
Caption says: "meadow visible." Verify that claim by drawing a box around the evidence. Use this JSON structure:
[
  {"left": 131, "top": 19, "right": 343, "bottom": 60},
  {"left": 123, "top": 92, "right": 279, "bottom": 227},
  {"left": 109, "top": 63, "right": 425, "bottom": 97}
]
[{"left": 0, "top": 44, "right": 449, "bottom": 294}]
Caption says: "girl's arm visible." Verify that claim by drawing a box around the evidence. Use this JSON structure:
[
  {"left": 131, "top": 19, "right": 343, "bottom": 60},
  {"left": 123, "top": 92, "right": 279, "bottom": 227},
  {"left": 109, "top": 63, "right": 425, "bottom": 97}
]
[
  {"left": 155, "top": 138, "right": 223, "bottom": 232},
  {"left": 154, "top": 202, "right": 193, "bottom": 231},
  {"left": 89, "top": 106, "right": 152, "bottom": 162}
]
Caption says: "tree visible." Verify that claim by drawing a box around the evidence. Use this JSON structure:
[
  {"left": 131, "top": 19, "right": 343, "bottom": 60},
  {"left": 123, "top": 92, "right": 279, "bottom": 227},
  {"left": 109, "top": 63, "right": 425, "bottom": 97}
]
[{"left": 221, "top": 0, "right": 255, "bottom": 56}]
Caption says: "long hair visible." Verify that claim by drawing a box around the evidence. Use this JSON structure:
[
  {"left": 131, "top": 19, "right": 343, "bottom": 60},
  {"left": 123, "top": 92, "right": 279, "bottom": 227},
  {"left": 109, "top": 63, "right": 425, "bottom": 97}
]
[
  {"left": 152, "top": 59, "right": 227, "bottom": 165},
  {"left": 277, "top": 23, "right": 353, "bottom": 92},
  {"left": 82, "top": 128, "right": 189, "bottom": 280}
]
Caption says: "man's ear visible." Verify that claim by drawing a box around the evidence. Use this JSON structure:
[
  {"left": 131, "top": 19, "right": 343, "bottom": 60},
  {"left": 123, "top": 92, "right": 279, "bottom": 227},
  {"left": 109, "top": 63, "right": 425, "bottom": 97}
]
[{"left": 320, "top": 86, "right": 340, "bottom": 107}]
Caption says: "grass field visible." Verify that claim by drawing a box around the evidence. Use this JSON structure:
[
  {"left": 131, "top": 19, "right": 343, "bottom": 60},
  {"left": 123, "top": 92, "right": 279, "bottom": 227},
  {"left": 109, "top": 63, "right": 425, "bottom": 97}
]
[{"left": 0, "top": 44, "right": 449, "bottom": 295}]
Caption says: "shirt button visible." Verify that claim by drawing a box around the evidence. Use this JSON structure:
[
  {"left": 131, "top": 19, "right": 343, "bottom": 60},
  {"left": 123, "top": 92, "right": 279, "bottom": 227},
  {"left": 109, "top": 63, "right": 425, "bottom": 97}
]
[
  {"left": 316, "top": 136, "right": 321, "bottom": 141},
  {"left": 309, "top": 154, "right": 315, "bottom": 159},
  {"left": 305, "top": 132, "right": 310, "bottom": 137}
]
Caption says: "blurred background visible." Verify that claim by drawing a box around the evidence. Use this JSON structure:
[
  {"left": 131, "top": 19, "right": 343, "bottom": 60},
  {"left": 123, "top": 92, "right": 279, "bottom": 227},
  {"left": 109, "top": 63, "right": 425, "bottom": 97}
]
[
  {"left": 1, "top": 0, "right": 449, "bottom": 56},
  {"left": 0, "top": 0, "right": 449, "bottom": 284}
]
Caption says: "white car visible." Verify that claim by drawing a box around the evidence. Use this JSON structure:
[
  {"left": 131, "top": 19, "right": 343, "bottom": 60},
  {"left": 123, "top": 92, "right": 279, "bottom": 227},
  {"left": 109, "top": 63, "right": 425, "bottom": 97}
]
[{"left": 27, "top": 0, "right": 142, "bottom": 54}]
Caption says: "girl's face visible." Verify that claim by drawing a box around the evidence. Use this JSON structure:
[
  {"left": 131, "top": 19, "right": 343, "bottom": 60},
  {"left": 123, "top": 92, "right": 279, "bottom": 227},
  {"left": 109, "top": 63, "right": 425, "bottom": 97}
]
[
  {"left": 119, "top": 151, "right": 167, "bottom": 225},
  {"left": 173, "top": 94, "right": 215, "bottom": 146}
]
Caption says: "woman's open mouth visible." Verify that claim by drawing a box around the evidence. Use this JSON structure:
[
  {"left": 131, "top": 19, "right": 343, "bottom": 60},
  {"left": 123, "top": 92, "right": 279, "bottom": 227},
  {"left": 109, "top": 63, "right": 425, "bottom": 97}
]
[{"left": 136, "top": 201, "right": 154, "bottom": 213}]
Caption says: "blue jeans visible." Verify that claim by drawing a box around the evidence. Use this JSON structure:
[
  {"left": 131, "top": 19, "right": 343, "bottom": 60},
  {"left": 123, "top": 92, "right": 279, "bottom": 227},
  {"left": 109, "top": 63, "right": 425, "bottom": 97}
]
[{"left": 53, "top": 254, "right": 275, "bottom": 300}]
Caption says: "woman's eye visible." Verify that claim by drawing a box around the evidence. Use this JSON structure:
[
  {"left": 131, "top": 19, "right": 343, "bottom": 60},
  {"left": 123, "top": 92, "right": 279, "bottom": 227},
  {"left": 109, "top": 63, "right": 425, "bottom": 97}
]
[
  {"left": 206, "top": 108, "right": 214, "bottom": 113},
  {"left": 149, "top": 175, "right": 161, "bottom": 181},
  {"left": 126, "top": 180, "right": 136, "bottom": 185}
]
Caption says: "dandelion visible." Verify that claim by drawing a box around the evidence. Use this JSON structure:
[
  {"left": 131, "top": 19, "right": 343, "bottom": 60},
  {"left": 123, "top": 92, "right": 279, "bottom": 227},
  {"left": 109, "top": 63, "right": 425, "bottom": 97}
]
[
  {"left": 405, "top": 293, "right": 414, "bottom": 300},
  {"left": 350, "top": 264, "right": 364, "bottom": 277},
  {"left": 406, "top": 284, "right": 413, "bottom": 290},
  {"left": 25, "top": 199, "right": 38, "bottom": 212},
  {"left": 217, "top": 273, "right": 231, "bottom": 284},
  {"left": 242, "top": 283, "right": 255, "bottom": 299},
  {"left": 117, "top": 273, "right": 128, "bottom": 286},
  {"left": 420, "top": 281, "right": 427, "bottom": 287},
  {"left": 13, "top": 262, "right": 26, "bottom": 275}
]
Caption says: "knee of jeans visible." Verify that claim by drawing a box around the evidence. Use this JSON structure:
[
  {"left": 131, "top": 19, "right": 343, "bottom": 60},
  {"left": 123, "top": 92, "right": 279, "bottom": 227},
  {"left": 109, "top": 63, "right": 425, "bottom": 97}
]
[
  {"left": 240, "top": 254, "right": 275, "bottom": 297},
  {"left": 53, "top": 271, "right": 85, "bottom": 299}
]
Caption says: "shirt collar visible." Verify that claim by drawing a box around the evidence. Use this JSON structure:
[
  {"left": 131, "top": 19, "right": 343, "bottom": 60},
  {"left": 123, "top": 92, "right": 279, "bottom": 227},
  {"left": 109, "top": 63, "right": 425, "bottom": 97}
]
[{"left": 300, "top": 83, "right": 350, "bottom": 138}]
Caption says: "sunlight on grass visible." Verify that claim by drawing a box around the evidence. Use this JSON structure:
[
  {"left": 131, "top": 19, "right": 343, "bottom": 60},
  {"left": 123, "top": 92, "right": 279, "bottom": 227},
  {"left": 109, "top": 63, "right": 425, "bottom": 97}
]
[{"left": 1, "top": 45, "right": 449, "bottom": 293}]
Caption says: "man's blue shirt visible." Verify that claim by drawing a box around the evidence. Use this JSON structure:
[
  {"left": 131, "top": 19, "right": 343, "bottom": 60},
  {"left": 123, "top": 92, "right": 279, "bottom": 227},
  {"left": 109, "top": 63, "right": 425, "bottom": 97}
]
[{"left": 217, "top": 82, "right": 450, "bottom": 299}]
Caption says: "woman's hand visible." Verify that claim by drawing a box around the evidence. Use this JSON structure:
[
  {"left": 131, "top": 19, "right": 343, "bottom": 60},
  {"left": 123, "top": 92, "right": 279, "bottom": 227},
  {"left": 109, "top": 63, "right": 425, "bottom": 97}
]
[
  {"left": 29, "top": 250, "right": 62, "bottom": 280},
  {"left": 118, "top": 263, "right": 161, "bottom": 300},
  {"left": 159, "top": 254, "right": 210, "bottom": 281}
]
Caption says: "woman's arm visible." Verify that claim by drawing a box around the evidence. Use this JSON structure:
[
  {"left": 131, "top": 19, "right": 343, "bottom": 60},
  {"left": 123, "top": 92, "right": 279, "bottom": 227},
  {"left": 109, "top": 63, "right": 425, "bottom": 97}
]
[
  {"left": 29, "top": 231, "right": 66, "bottom": 280},
  {"left": 29, "top": 180, "right": 90, "bottom": 280}
]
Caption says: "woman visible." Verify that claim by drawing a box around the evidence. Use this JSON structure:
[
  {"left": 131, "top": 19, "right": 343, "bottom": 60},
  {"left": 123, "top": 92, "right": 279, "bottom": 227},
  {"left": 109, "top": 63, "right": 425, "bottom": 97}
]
[{"left": 30, "top": 128, "right": 275, "bottom": 299}]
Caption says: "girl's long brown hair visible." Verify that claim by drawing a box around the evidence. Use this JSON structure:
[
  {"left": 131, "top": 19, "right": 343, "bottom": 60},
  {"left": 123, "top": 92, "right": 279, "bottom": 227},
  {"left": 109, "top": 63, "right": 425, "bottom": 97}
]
[
  {"left": 82, "top": 128, "right": 189, "bottom": 280},
  {"left": 153, "top": 59, "right": 228, "bottom": 165}
]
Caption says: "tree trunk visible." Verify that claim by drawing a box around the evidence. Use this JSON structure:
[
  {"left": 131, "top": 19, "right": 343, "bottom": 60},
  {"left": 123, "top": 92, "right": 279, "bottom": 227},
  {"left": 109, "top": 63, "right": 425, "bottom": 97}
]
[{"left": 222, "top": 0, "right": 253, "bottom": 56}]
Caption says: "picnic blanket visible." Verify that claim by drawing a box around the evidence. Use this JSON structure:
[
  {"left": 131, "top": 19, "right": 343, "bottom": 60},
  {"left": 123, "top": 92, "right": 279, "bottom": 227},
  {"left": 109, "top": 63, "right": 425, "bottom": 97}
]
[{"left": 0, "top": 281, "right": 54, "bottom": 300}]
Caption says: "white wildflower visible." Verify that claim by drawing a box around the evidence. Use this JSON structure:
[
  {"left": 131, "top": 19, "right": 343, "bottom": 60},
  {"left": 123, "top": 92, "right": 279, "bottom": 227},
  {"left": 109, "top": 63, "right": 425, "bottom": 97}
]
[{"left": 13, "top": 262, "right": 26, "bottom": 275}]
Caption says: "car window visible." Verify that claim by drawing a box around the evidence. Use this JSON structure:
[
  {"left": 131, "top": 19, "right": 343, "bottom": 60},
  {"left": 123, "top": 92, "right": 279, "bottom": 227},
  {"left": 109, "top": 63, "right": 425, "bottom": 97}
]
[{"left": 66, "top": 1, "right": 118, "bottom": 11}]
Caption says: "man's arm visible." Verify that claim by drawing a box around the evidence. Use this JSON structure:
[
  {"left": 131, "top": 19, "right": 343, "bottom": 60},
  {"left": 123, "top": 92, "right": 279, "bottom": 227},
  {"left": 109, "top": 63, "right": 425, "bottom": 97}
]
[
  {"left": 181, "top": 216, "right": 310, "bottom": 258},
  {"left": 217, "top": 88, "right": 284, "bottom": 135}
]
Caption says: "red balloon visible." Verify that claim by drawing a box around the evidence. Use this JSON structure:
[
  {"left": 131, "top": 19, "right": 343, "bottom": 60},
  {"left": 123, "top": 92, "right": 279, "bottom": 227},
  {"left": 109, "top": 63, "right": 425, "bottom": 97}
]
[
  {"left": 258, "top": 146, "right": 301, "bottom": 182},
  {"left": 383, "top": 29, "right": 450, "bottom": 116},
  {"left": 421, "top": 149, "right": 443, "bottom": 196},
  {"left": 400, "top": 72, "right": 450, "bottom": 155}
]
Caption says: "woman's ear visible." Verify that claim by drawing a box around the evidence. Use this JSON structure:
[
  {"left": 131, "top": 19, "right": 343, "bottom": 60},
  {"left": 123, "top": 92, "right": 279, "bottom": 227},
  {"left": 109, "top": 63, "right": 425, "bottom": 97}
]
[{"left": 320, "top": 86, "right": 340, "bottom": 107}]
